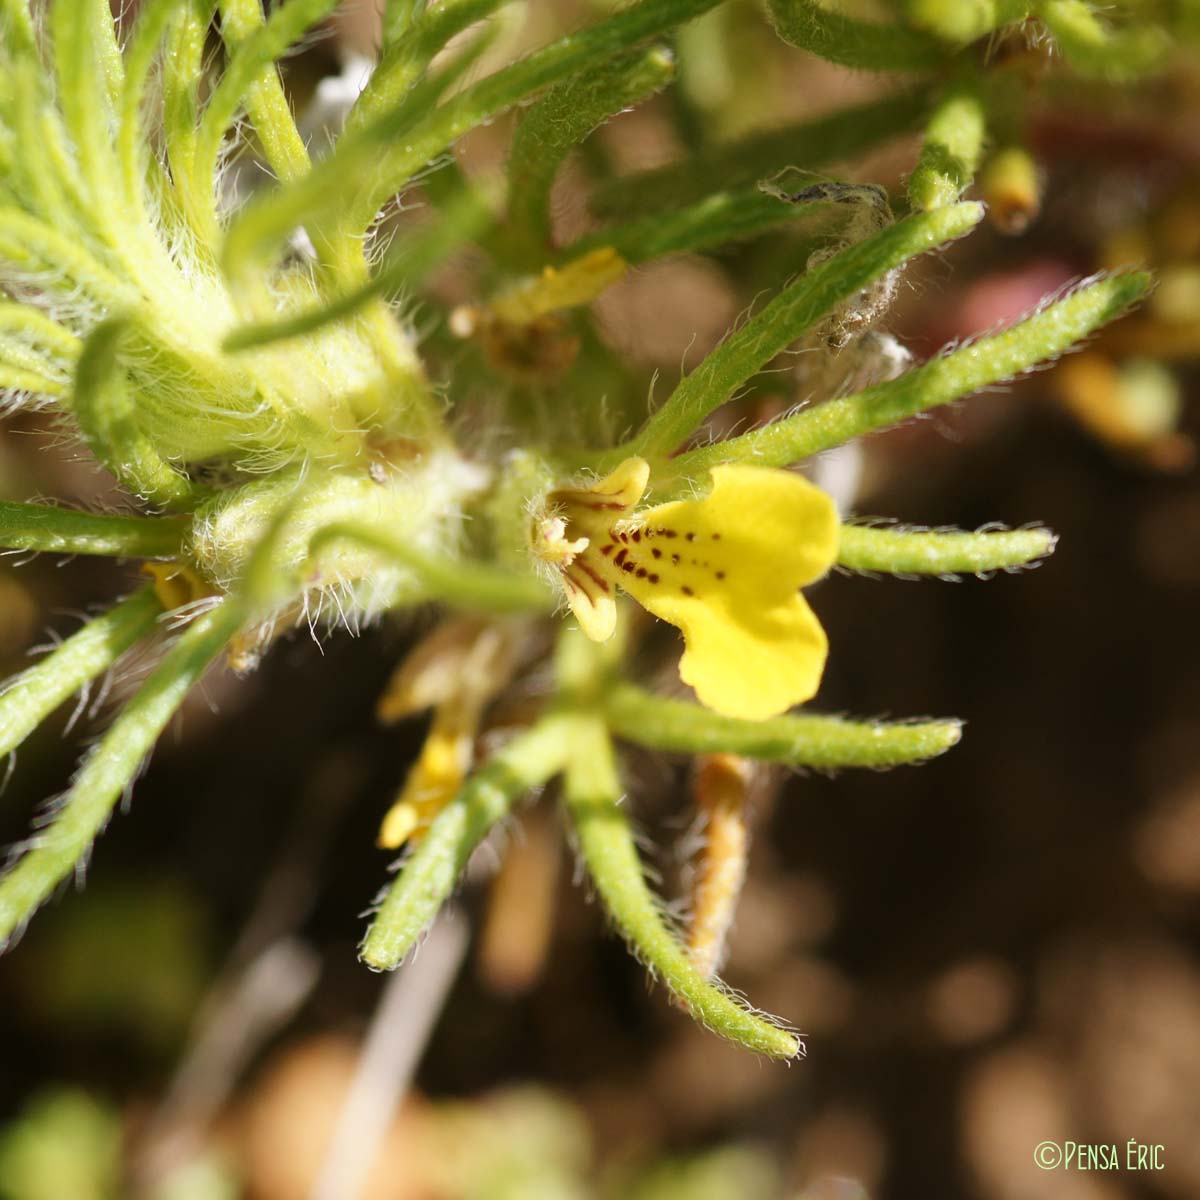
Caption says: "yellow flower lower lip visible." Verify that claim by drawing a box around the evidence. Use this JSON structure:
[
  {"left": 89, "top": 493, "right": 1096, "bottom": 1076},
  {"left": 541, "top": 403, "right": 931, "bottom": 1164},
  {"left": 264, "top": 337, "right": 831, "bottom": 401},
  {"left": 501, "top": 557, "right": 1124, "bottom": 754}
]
[{"left": 534, "top": 457, "right": 839, "bottom": 720}]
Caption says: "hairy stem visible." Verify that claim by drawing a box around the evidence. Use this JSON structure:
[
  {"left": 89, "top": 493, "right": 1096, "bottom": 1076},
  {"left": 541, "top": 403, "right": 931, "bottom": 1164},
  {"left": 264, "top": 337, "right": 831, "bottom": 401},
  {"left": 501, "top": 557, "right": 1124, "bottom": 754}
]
[
  {"left": 0, "top": 588, "right": 164, "bottom": 763},
  {"left": 0, "top": 601, "right": 242, "bottom": 948},
  {"left": 907, "top": 83, "right": 988, "bottom": 211},
  {"left": 0, "top": 501, "right": 186, "bottom": 558},
  {"left": 764, "top": 0, "right": 948, "bottom": 70},
  {"left": 838, "top": 523, "right": 1056, "bottom": 574},
  {"left": 564, "top": 713, "right": 801, "bottom": 1058},
  {"left": 606, "top": 683, "right": 962, "bottom": 767},
  {"left": 622, "top": 201, "right": 983, "bottom": 466},
  {"left": 360, "top": 717, "right": 569, "bottom": 969},
  {"left": 673, "top": 271, "right": 1151, "bottom": 473}
]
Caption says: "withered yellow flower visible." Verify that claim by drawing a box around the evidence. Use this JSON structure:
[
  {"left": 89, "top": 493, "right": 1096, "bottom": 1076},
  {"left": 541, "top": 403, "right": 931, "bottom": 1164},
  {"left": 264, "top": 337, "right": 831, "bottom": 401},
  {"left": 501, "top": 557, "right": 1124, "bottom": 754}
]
[
  {"left": 375, "top": 617, "right": 524, "bottom": 848},
  {"left": 533, "top": 458, "right": 838, "bottom": 720}
]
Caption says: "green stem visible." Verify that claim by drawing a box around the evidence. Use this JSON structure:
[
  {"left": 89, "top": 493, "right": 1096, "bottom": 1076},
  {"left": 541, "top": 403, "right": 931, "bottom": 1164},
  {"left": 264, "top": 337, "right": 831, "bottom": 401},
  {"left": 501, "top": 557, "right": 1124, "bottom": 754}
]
[
  {"left": 360, "top": 717, "right": 569, "bottom": 969},
  {"left": 606, "top": 683, "right": 962, "bottom": 767},
  {"left": 623, "top": 201, "right": 983, "bottom": 466},
  {"left": 0, "top": 501, "right": 187, "bottom": 558},
  {"left": 564, "top": 713, "right": 800, "bottom": 1058},
  {"left": 305, "top": 523, "right": 552, "bottom": 613},
  {"left": 0, "top": 601, "right": 241, "bottom": 948},
  {"left": 838, "top": 523, "right": 1056, "bottom": 575},
  {"left": 672, "top": 270, "right": 1151, "bottom": 473},
  {"left": 0, "top": 588, "right": 164, "bottom": 763}
]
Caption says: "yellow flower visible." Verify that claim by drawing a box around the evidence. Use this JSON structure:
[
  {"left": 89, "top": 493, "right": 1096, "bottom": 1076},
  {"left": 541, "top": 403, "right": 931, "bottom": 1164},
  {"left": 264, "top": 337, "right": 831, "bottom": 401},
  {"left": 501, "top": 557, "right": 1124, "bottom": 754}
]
[{"left": 532, "top": 458, "right": 839, "bottom": 720}]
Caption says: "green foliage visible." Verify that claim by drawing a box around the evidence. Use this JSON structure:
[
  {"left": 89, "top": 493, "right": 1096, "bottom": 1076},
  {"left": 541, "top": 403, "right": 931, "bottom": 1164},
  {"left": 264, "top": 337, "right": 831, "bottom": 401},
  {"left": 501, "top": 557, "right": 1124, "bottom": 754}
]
[{"left": 0, "top": 0, "right": 1175, "bottom": 1052}]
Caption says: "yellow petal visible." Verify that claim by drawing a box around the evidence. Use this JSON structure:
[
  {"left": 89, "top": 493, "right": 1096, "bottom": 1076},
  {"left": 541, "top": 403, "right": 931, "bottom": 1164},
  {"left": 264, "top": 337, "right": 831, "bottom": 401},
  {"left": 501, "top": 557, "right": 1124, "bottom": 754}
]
[
  {"left": 551, "top": 456, "right": 650, "bottom": 521},
  {"left": 618, "top": 464, "right": 838, "bottom": 719},
  {"left": 538, "top": 456, "right": 650, "bottom": 641},
  {"left": 378, "top": 802, "right": 420, "bottom": 849},
  {"left": 562, "top": 574, "right": 618, "bottom": 641},
  {"left": 377, "top": 712, "right": 474, "bottom": 849}
]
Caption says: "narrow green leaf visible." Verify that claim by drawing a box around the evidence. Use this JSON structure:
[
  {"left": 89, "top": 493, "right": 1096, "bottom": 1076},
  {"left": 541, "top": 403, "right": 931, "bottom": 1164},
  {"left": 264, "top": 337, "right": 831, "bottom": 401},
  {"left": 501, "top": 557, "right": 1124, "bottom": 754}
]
[
  {"left": 223, "top": 187, "right": 489, "bottom": 352},
  {"left": 0, "top": 210, "right": 135, "bottom": 311},
  {"left": 0, "top": 588, "right": 163, "bottom": 763},
  {"left": 569, "top": 184, "right": 818, "bottom": 265},
  {"left": 50, "top": 0, "right": 136, "bottom": 262},
  {"left": 212, "top": 0, "right": 330, "bottom": 185},
  {"left": 0, "top": 303, "right": 81, "bottom": 360},
  {"left": 590, "top": 87, "right": 932, "bottom": 219},
  {"left": 360, "top": 717, "right": 570, "bottom": 969},
  {"left": 764, "top": 0, "right": 949, "bottom": 70},
  {"left": 623, "top": 200, "right": 984, "bottom": 466},
  {"left": 0, "top": 0, "right": 38, "bottom": 58},
  {"left": 72, "top": 321, "right": 205, "bottom": 511},
  {"left": 382, "top": 0, "right": 426, "bottom": 49},
  {"left": 675, "top": 270, "right": 1151, "bottom": 472},
  {"left": 0, "top": 600, "right": 241, "bottom": 949},
  {"left": 0, "top": 501, "right": 187, "bottom": 558},
  {"left": 161, "top": 0, "right": 219, "bottom": 247},
  {"left": 355, "top": 0, "right": 510, "bottom": 132},
  {"left": 0, "top": 362, "right": 67, "bottom": 399},
  {"left": 907, "top": 83, "right": 987, "bottom": 212},
  {"left": 1038, "top": 0, "right": 1169, "bottom": 80},
  {"left": 118, "top": 0, "right": 179, "bottom": 222},
  {"left": 564, "top": 713, "right": 801, "bottom": 1058},
  {"left": 507, "top": 44, "right": 675, "bottom": 261},
  {"left": 605, "top": 684, "right": 963, "bottom": 768},
  {"left": 10, "top": 65, "right": 87, "bottom": 238},
  {"left": 223, "top": 0, "right": 723, "bottom": 282},
  {"left": 837, "top": 523, "right": 1057, "bottom": 575}
]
